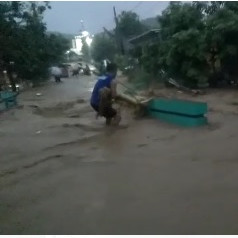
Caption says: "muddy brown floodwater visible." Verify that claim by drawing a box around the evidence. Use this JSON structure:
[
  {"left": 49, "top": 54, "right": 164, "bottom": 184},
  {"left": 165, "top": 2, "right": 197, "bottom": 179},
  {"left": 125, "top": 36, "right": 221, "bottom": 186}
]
[{"left": 1, "top": 76, "right": 238, "bottom": 234}]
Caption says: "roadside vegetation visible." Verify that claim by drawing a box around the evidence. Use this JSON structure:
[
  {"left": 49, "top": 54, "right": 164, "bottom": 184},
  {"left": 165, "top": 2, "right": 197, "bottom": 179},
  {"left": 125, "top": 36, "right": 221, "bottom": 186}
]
[
  {"left": 91, "top": 1, "right": 238, "bottom": 89},
  {"left": 0, "top": 2, "right": 69, "bottom": 86}
]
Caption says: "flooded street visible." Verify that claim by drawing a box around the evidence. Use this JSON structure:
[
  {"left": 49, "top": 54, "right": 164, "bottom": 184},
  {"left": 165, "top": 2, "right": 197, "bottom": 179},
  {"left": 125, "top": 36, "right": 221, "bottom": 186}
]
[{"left": 1, "top": 76, "right": 238, "bottom": 234}]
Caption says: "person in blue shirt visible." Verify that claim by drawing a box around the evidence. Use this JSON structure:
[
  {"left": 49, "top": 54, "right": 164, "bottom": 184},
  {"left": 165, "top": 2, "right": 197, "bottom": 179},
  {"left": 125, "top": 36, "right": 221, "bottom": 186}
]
[{"left": 90, "top": 62, "right": 121, "bottom": 125}]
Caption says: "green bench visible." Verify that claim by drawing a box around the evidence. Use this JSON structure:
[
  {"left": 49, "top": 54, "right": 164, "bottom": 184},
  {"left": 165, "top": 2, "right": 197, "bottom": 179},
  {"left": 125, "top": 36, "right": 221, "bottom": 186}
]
[
  {"left": 0, "top": 91, "right": 18, "bottom": 111},
  {"left": 148, "top": 98, "right": 208, "bottom": 127}
]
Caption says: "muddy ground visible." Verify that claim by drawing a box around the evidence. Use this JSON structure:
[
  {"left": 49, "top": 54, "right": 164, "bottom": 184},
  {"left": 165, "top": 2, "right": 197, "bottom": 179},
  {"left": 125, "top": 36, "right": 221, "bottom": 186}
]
[{"left": 1, "top": 75, "right": 238, "bottom": 234}]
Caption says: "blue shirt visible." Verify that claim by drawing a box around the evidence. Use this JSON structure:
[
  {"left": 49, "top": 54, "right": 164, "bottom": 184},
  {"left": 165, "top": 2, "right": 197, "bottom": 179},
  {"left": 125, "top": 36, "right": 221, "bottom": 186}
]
[{"left": 90, "top": 74, "right": 114, "bottom": 106}]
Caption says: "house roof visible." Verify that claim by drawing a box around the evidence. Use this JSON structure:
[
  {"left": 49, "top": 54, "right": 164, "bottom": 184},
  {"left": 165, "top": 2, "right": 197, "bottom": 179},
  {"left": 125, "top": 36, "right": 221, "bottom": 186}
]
[{"left": 128, "top": 29, "right": 160, "bottom": 45}]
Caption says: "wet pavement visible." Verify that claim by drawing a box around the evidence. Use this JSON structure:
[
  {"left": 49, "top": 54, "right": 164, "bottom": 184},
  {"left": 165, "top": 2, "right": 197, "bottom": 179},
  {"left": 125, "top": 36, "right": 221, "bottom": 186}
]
[{"left": 1, "top": 76, "right": 238, "bottom": 234}]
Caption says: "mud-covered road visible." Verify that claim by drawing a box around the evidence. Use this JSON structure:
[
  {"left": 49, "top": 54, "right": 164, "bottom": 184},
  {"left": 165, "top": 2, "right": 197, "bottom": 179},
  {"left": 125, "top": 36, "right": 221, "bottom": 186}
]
[{"left": 1, "top": 76, "right": 238, "bottom": 234}]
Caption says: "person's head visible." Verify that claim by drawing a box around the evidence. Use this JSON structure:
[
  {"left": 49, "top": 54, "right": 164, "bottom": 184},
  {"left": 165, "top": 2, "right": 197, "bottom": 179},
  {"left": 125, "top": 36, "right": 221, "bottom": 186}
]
[{"left": 106, "top": 62, "right": 117, "bottom": 78}]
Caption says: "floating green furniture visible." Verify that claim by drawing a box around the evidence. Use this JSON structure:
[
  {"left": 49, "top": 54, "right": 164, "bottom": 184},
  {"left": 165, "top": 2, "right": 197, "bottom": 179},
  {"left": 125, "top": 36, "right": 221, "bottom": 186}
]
[
  {"left": 0, "top": 91, "right": 18, "bottom": 111},
  {"left": 148, "top": 98, "right": 208, "bottom": 127}
]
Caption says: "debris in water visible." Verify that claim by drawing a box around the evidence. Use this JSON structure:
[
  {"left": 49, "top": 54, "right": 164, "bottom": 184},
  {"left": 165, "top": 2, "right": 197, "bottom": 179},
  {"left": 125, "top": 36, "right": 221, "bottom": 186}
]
[
  {"left": 68, "top": 114, "right": 80, "bottom": 118},
  {"left": 137, "top": 144, "right": 147, "bottom": 148},
  {"left": 36, "top": 93, "right": 42, "bottom": 96},
  {"left": 36, "top": 130, "right": 41, "bottom": 134},
  {"left": 17, "top": 105, "right": 24, "bottom": 109},
  {"left": 76, "top": 99, "right": 85, "bottom": 103},
  {"left": 29, "top": 105, "right": 39, "bottom": 109}
]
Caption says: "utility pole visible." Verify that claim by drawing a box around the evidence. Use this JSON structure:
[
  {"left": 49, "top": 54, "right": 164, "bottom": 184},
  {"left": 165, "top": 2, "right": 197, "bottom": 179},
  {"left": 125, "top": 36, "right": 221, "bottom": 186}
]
[
  {"left": 103, "top": 27, "right": 115, "bottom": 39},
  {"left": 113, "top": 6, "right": 125, "bottom": 55},
  {"left": 113, "top": 7, "right": 119, "bottom": 28}
]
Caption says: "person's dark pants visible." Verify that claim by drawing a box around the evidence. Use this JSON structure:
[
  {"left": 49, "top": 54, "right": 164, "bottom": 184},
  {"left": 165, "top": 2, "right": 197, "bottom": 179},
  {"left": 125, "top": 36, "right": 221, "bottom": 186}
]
[
  {"left": 91, "top": 103, "right": 117, "bottom": 125},
  {"left": 55, "top": 76, "right": 61, "bottom": 83}
]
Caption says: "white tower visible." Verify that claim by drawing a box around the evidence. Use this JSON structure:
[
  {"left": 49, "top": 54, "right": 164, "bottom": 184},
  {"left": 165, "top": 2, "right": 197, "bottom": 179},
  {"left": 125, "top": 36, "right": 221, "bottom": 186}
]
[{"left": 70, "top": 20, "right": 92, "bottom": 55}]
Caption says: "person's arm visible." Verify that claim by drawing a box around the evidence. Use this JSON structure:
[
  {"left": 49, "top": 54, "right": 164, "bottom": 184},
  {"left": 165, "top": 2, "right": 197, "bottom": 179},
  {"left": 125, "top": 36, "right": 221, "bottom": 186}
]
[{"left": 110, "top": 79, "right": 117, "bottom": 99}]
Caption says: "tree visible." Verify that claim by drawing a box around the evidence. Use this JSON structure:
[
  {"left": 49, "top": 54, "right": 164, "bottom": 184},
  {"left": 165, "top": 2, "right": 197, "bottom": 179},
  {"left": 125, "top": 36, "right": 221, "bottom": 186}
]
[
  {"left": 141, "top": 17, "right": 160, "bottom": 30},
  {"left": 0, "top": 1, "right": 69, "bottom": 86},
  {"left": 151, "top": 2, "right": 208, "bottom": 88},
  {"left": 91, "top": 34, "right": 117, "bottom": 62},
  {"left": 117, "top": 11, "right": 147, "bottom": 39},
  {"left": 204, "top": 2, "right": 238, "bottom": 86},
  {"left": 137, "top": 1, "right": 238, "bottom": 88},
  {"left": 90, "top": 10, "right": 147, "bottom": 64}
]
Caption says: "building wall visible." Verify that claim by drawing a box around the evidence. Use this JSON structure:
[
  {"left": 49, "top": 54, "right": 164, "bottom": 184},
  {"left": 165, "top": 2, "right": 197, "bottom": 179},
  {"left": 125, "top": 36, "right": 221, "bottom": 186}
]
[
  {"left": 71, "top": 31, "right": 92, "bottom": 56},
  {"left": 75, "top": 38, "right": 83, "bottom": 52},
  {"left": 72, "top": 39, "right": 76, "bottom": 49}
]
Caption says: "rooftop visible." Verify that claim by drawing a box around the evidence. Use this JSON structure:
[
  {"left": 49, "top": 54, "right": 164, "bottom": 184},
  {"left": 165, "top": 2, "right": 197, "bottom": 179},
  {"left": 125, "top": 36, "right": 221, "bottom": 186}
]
[{"left": 128, "top": 29, "right": 160, "bottom": 45}]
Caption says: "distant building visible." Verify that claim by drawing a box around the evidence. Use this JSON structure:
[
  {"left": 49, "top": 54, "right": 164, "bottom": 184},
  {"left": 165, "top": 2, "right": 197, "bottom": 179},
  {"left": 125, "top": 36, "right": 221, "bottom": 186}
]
[{"left": 70, "top": 30, "right": 93, "bottom": 56}]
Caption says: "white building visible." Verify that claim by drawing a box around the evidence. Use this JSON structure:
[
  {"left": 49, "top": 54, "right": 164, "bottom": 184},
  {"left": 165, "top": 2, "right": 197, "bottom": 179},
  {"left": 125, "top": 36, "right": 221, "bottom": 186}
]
[{"left": 70, "top": 30, "right": 93, "bottom": 56}]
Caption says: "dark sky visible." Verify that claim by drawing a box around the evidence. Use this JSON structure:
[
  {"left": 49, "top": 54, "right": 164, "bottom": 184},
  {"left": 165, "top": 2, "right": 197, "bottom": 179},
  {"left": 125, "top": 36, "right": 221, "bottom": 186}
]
[{"left": 44, "top": 1, "right": 169, "bottom": 34}]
